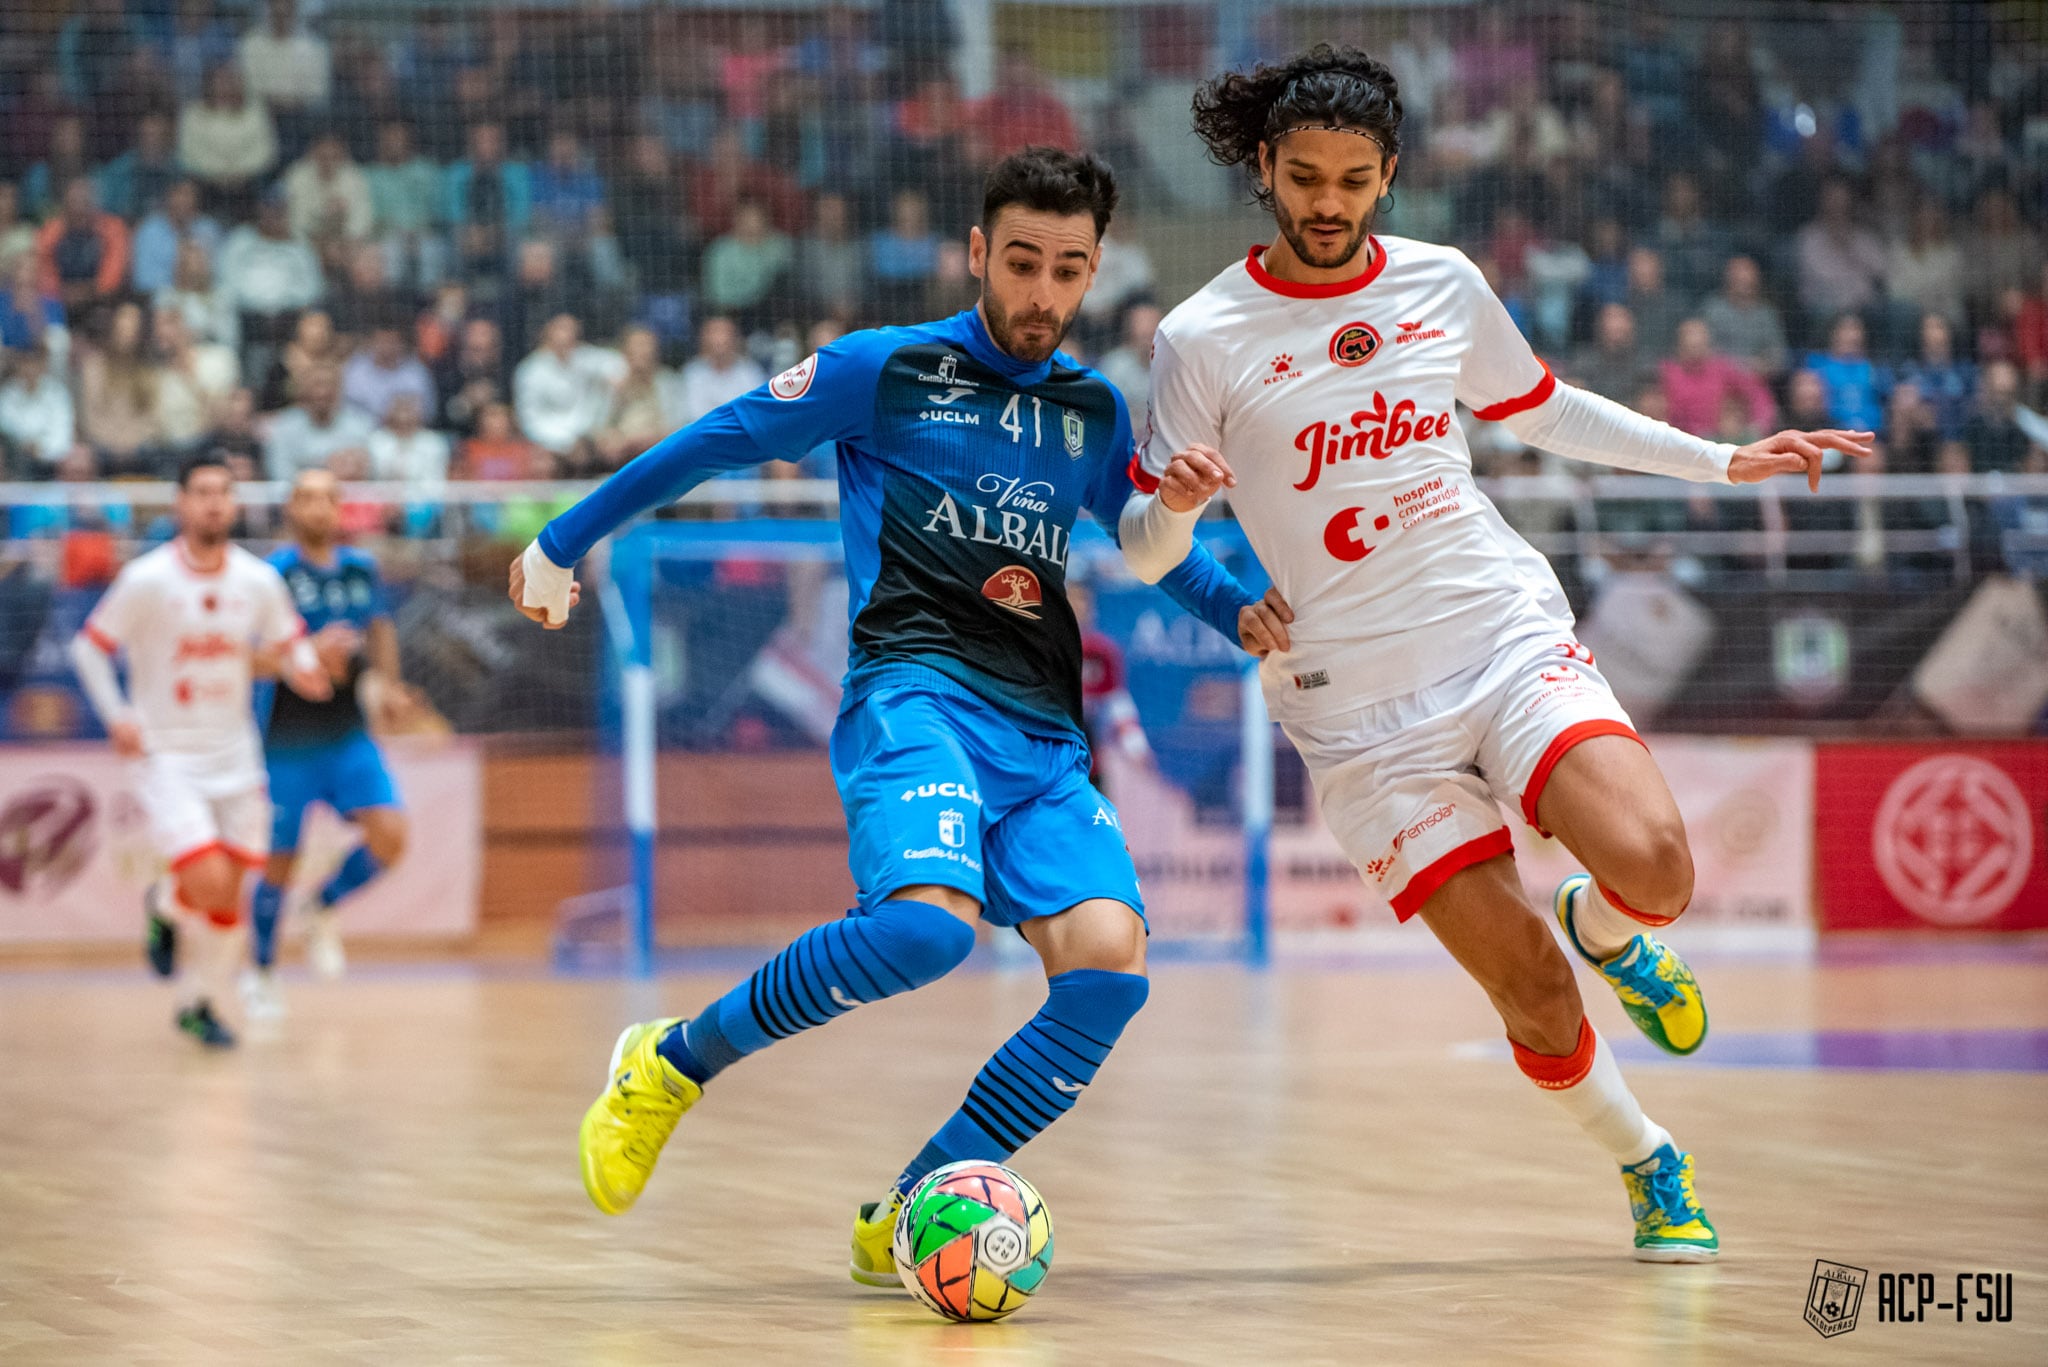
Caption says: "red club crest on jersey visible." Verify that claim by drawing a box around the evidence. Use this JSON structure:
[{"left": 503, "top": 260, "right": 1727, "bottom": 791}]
[
  {"left": 769, "top": 353, "right": 817, "bottom": 401},
  {"left": 202, "top": 594, "right": 218, "bottom": 613},
  {"left": 982, "top": 566, "right": 1043, "bottom": 620},
  {"left": 1328, "top": 321, "right": 1381, "bottom": 368}
]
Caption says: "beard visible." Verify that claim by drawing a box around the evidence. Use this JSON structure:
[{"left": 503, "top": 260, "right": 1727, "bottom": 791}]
[
  {"left": 185, "top": 517, "right": 231, "bottom": 547},
  {"left": 1274, "top": 193, "right": 1377, "bottom": 273},
  {"left": 980, "top": 289, "right": 1080, "bottom": 365}
]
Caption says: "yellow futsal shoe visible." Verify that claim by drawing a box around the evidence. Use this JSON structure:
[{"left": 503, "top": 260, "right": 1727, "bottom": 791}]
[
  {"left": 1554, "top": 874, "right": 1708, "bottom": 1056},
  {"left": 849, "top": 1191, "right": 905, "bottom": 1288},
  {"left": 578, "top": 1017, "right": 702, "bottom": 1215},
  {"left": 1622, "top": 1143, "right": 1719, "bottom": 1262}
]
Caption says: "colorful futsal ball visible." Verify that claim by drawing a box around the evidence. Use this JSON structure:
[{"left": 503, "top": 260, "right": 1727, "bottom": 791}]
[{"left": 892, "top": 1160, "right": 1053, "bottom": 1322}]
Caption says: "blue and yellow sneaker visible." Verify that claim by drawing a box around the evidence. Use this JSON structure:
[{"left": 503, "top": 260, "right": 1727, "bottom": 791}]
[
  {"left": 578, "top": 1018, "right": 702, "bottom": 1216},
  {"left": 1555, "top": 874, "right": 1708, "bottom": 1056},
  {"left": 1622, "top": 1143, "right": 1718, "bottom": 1262},
  {"left": 849, "top": 1191, "right": 904, "bottom": 1288}
]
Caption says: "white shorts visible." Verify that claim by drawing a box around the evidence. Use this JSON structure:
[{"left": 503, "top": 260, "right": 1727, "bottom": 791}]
[
  {"left": 1279, "top": 632, "right": 1642, "bottom": 921},
  {"left": 136, "top": 755, "right": 271, "bottom": 872}
]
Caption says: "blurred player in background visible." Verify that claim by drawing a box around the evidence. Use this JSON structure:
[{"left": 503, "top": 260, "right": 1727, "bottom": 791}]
[
  {"left": 244, "top": 470, "right": 420, "bottom": 1017},
  {"left": 1120, "top": 47, "right": 1872, "bottom": 1261},
  {"left": 511, "top": 147, "right": 1287, "bottom": 1287},
  {"left": 68, "top": 454, "right": 330, "bottom": 1047}
]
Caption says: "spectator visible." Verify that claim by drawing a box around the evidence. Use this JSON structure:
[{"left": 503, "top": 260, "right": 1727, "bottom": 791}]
[
  {"left": 435, "top": 316, "right": 509, "bottom": 437},
  {"left": 797, "top": 191, "right": 864, "bottom": 322},
  {"left": 881, "top": 76, "right": 985, "bottom": 235},
  {"left": 1578, "top": 217, "right": 1630, "bottom": 316},
  {"left": 868, "top": 189, "right": 939, "bottom": 323},
  {"left": 413, "top": 279, "right": 469, "bottom": 367},
  {"left": 164, "top": 0, "right": 238, "bottom": 104},
  {"left": 282, "top": 130, "right": 374, "bottom": 264},
  {"left": 216, "top": 190, "right": 323, "bottom": 373},
  {"left": 1961, "top": 361, "right": 2033, "bottom": 474},
  {"left": 530, "top": 129, "right": 608, "bottom": 243},
  {"left": 0, "top": 184, "right": 35, "bottom": 279},
  {"left": 95, "top": 110, "right": 182, "bottom": 221},
  {"left": 263, "top": 363, "right": 373, "bottom": 479},
  {"left": 500, "top": 238, "right": 579, "bottom": 360},
  {"left": 151, "top": 305, "right": 239, "bottom": 451},
  {"left": 1881, "top": 381, "right": 1942, "bottom": 474},
  {"left": 2017, "top": 263, "right": 2048, "bottom": 398},
  {"left": 0, "top": 257, "right": 70, "bottom": 368},
  {"left": 1522, "top": 214, "right": 1590, "bottom": 353},
  {"left": 1078, "top": 228, "right": 1158, "bottom": 343},
  {"left": 1564, "top": 302, "right": 1648, "bottom": 402},
  {"left": 209, "top": 385, "right": 265, "bottom": 478},
  {"left": 1621, "top": 246, "right": 1685, "bottom": 359},
  {"left": 968, "top": 44, "right": 1079, "bottom": 160},
  {"left": 445, "top": 121, "right": 532, "bottom": 281},
  {"left": 1963, "top": 189, "right": 2043, "bottom": 328},
  {"left": 459, "top": 400, "right": 547, "bottom": 480},
  {"left": 22, "top": 114, "right": 91, "bottom": 220},
  {"left": 1784, "top": 368, "right": 1836, "bottom": 432},
  {"left": 701, "top": 200, "right": 794, "bottom": 326},
  {"left": 610, "top": 132, "right": 696, "bottom": 296},
  {"left": 687, "top": 127, "right": 807, "bottom": 239},
  {"left": 238, "top": 0, "right": 331, "bottom": 151},
  {"left": 326, "top": 242, "right": 411, "bottom": 344},
  {"left": 1713, "top": 391, "right": 1766, "bottom": 448},
  {"left": 177, "top": 63, "right": 278, "bottom": 219},
  {"left": 365, "top": 120, "right": 445, "bottom": 289},
  {"left": 1661, "top": 318, "right": 1776, "bottom": 438},
  {"left": 1098, "top": 303, "right": 1163, "bottom": 444},
  {"left": 340, "top": 322, "right": 435, "bottom": 424},
  {"left": 367, "top": 391, "right": 449, "bottom": 485},
  {"left": 262, "top": 307, "right": 344, "bottom": 411},
  {"left": 923, "top": 239, "right": 978, "bottom": 319},
  {"left": 676, "top": 315, "right": 765, "bottom": 424},
  {"left": 154, "top": 238, "right": 238, "bottom": 352},
  {"left": 1698, "top": 256, "right": 1790, "bottom": 380},
  {"left": 1795, "top": 177, "right": 1886, "bottom": 329},
  {"left": 1653, "top": 173, "right": 1732, "bottom": 303},
  {"left": 1896, "top": 313, "right": 1977, "bottom": 441},
  {"left": 131, "top": 179, "right": 223, "bottom": 296},
  {"left": 1802, "top": 313, "right": 1888, "bottom": 435},
  {"left": 35, "top": 178, "right": 131, "bottom": 320},
  {"left": 1888, "top": 199, "right": 1966, "bottom": 331},
  {"left": 594, "top": 324, "right": 683, "bottom": 465},
  {"left": 78, "top": 300, "right": 167, "bottom": 477},
  {"left": 0, "top": 344, "right": 81, "bottom": 477},
  {"left": 513, "top": 312, "right": 625, "bottom": 469}
]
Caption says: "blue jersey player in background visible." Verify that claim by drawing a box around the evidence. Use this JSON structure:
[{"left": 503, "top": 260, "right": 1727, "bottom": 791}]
[
  {"left": 511, "top": 148, "right": 1293, "bottom": 1288},
  {"left": 246, "top": 470, "right": 420, "bottom": 1017}
]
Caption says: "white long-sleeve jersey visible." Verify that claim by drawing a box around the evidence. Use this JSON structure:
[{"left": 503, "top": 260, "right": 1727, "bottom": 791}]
[
  {"left": 75, "top": 539, "right": 306, "bottom": 792},
  {"left": 1126, "top": 236, "right": 1735, "bottom": 724}
]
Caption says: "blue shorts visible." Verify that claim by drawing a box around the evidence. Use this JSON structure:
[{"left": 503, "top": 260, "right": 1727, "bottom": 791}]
[
  {"left": 830, "top": 685, "right": 1144, "bottom": 929},
  {"left": 267, "top": 732, "right": 401, "bottom": 852}
]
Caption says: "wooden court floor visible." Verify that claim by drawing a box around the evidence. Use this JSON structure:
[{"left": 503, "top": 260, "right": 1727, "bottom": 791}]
[{"left": 2, "top": 942, "right": 2044, "bottom": 1366}]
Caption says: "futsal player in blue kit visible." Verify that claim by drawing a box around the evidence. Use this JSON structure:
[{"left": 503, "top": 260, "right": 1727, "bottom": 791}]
[
  {"left": 245, "top": 470, "right": 417, "bottom": 1016},
  {"left": 510, "top": 148, "right": 1294, "bottom": 1285}
]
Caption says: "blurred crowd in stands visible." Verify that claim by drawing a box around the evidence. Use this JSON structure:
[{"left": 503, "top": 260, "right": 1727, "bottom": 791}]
[{"left": 0, "top": 0, "right": 2042, "bottom": 505}]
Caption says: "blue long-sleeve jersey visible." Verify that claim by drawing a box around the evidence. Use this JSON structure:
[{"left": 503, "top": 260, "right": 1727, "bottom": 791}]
[{"left": 540, "top": 307, "right": 1257, "bottom": 736}]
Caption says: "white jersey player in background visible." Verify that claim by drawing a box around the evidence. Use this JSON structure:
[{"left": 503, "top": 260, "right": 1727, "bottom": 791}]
[
  {"left": 70, "top": 454, "right": 332, "bottom": 1047},
  {"left": 1120, "top": 47, "right": 1872, "bottom": 1261}
]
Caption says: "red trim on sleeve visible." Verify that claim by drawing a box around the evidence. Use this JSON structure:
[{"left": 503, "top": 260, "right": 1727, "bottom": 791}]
[
  {"left": 1126, "top": 452, "right": 1160, "bottom": 495},
  {"left": 1387, "top": 827, "right": 1514, "bottom": 920},
  {"left": 1470, "top": 360, "right": 1557, "bottom": 422},
  {"left": 1243, "top": 239, "right": 1386, "bottom": 299},
  {"left": 82, "top": 622, "right": 118, "bottom": 653},
  {"left": 1519, "top": 720, "right": 1646, "bottom": 835},
  {"left": 1510, "top": 1016, "right": 1598, "bottom": 1090}
]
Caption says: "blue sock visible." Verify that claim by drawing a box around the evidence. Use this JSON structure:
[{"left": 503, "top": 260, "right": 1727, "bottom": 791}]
[
  {"left": 657, "top": 898, "right": 977, "bottom": 1085},
  {"left": 250, "top": 880, "right": 286, "bottom": 969},
  {"left": 893, "top": 968, "right": 1150, "bottom": 1194},
  {"left": 319, "top": 845, "right": 382, "bottom": 909}
]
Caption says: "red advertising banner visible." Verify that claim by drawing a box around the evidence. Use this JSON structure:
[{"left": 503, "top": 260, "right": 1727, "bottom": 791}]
[{"left": 1815, "top": 743, "right": 2048, "bottom": 931}]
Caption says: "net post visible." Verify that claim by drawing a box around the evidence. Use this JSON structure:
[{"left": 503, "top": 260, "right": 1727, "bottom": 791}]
[
  {"left": 608, "top": 532, "right": 658, "bottom": 979},
  {"left": 1239, "top": 660, "right": 1272, "bottom": 966}
]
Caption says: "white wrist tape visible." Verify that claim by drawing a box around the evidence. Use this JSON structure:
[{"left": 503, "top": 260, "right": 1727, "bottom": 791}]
[{"left": 520, "top": 540, "right": 575, "bottom": 625}]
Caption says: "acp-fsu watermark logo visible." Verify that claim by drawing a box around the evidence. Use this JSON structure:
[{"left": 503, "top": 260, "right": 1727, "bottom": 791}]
[
  {"left": 1806, "top": 1261, "right": 1868, "bottom": 1338},
  {"left": 0, "top": 776, "right": 97, "bottom": 898}
]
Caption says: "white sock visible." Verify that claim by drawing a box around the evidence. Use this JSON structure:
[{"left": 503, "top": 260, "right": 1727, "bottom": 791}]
[
  {"left": 1569, "top": 881, "right": 1648, "bottom": 960},
  {"left": 173, "top": 894, "right": 243, "bottom": 1010},
  {"left": 1515, "top": 1021, "right": 1668, "bottom": 1165}
]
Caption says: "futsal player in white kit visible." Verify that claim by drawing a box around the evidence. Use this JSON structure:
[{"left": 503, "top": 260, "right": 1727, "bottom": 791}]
[
  {"left": 1120, "top": 48, "right": 1873, "bottom": 1259},
  {"left": 70, "top": 454, "right": 331, "bottom": 1047}
]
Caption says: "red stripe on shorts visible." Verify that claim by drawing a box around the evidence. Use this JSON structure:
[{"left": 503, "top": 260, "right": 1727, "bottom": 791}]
[
  {"left": 1387, "top": 827, "right": 1514, "bottom": 921},
  {"left": 1519, "top": 720, "right": 1646, "bottom": 836}
]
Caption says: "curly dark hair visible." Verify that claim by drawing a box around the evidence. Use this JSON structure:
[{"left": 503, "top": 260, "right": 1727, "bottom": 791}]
[{"left": 1191, "top": 45, "right": 1403, "bottom": 209}]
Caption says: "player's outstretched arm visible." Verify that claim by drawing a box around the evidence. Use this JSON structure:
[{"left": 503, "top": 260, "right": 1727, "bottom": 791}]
[
  {"left": 1724, "top": 428, "right": 1878, "bottom": 492},
  {"left": 68, "top": 631, "right": 143, "bottom": 758}
]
